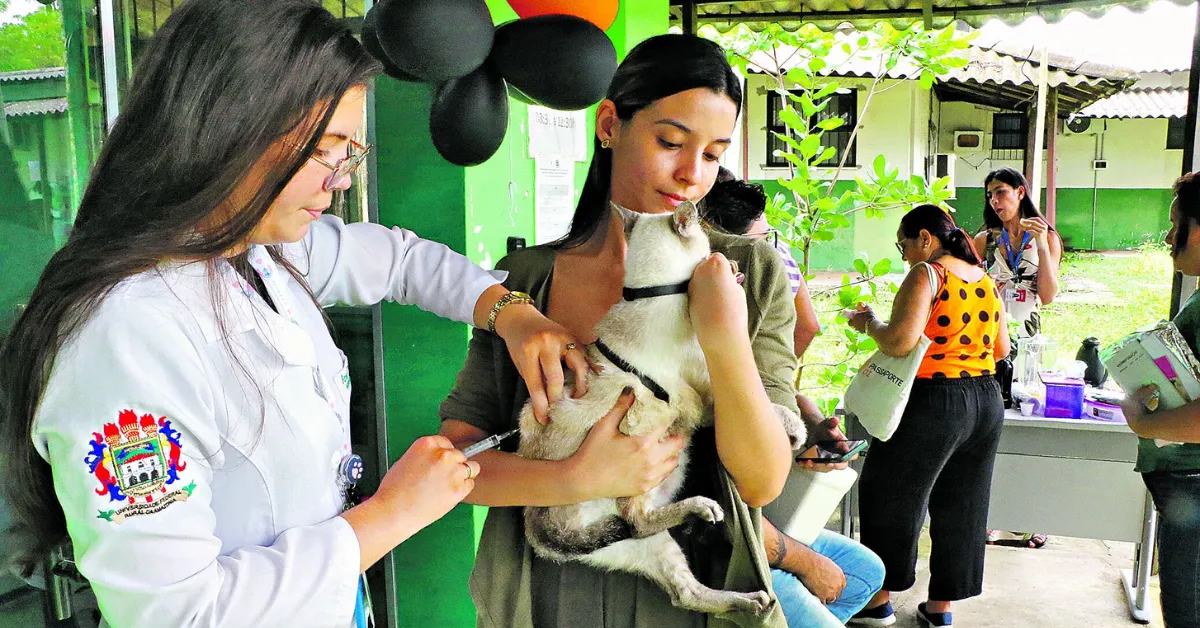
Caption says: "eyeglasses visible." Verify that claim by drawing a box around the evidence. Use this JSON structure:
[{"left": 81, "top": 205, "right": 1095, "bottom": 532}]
[
  {"left": 743, "top": 228, "right": 780, "bottom": 249},
  {"left": 310, "top": 140, "right": 372, "bottom": 191},
  {"left": 895, "top": 239, "right": 908, "bottom": 254}
]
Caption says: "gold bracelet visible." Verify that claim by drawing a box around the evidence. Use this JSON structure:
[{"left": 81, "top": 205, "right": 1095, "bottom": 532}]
[{"left": 487, "top": 291, "right": 534, "bottom": 334}]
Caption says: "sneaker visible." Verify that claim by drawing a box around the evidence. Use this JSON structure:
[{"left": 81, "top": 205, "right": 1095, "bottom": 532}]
[
  {"left": 849, "top": 601, "right": 896, "bottom": 626},
  {"left": 917, "top": 602, "right": 952, "bottom": 627}
]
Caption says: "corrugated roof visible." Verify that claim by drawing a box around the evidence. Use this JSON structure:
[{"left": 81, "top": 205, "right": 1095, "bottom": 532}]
[
  {"left": 1079, "top": 87, "right": 1188, "bottom": 118},
  {"left": 746, "top": 35, "right": 1133, "bottom": 113},
  {"left": 672, "top": 0, "right": 1194, "bottom": 32},
  {"left": 0, "top": 67, "right": 66, "bottom": 82},
  {"left": 4, "top": 98, "right": 68, "bottom": 117}
]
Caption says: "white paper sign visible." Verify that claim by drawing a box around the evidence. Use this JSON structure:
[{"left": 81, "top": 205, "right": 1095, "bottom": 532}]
[
  {"left": 528, "top": 106, "right": 587, "bottom": 162},
  {"left": 534, "top": 155, "right": 575, "bottom": 245}
]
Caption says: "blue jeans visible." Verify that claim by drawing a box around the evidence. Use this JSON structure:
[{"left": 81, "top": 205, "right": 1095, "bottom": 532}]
[
  {"left": 771, "top": 530, "right": 885, "bottom": 627},
  {"left": 1144, "top": 471, "right": 1200, "bottom": 628}
]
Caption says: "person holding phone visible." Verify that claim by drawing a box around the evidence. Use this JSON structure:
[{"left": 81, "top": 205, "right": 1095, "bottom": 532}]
[
  {"left": 704, "top": 174, "right": 884, "bottom": 627},
  {"left": 845, "top": 205, "right": 1009, "bottom": 627}
]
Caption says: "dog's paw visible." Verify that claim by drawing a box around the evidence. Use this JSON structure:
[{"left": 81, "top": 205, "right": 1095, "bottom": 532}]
[
  {"left": 689, "top": 497, "right": 724, "bottom": 524},
  {"left": 733, "top": 591, "right": 771, "bottom": 615}
]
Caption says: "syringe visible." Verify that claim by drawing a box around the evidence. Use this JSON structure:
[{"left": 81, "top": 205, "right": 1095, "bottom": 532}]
[{"left": 461, "top": 428, "right": 521, "bottom": 458}]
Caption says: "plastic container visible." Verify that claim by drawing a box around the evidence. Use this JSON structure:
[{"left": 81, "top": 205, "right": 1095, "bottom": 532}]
[
  {"left": 763, "top": 466, "right": 858, "bottom": 545},
  {"left": 1040, "top": 372, "right": 1085, "bottom": 419}
]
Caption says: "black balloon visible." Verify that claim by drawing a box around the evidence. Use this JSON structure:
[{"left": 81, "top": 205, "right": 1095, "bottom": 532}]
[
  {"left": 375, "top": 0, "right": 495, "bottom": 83},
  {"left": 362, "top": 7, "right": 420, "bottom": 82},
  {"left": 430, "top": 63, "right": 510, "bottom": 166},
  {"left": 506, "top": 83, "right": 543, "bottom": 106},
  {"left": 491, "top": 15, "right": 617, "bottom": 111}
]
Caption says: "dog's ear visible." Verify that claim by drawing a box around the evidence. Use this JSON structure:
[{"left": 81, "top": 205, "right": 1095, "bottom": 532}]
[
  {"left": 672, "top": 200, "right": 699, "bottom": 235},
  {"left": 611, "top": 201, "right": 638, "bottom": 237}
]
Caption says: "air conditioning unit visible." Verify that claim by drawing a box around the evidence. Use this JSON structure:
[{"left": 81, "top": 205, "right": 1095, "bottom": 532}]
[
  {"left": 933, "top": 153, "right": 957, "bottom": 198},
  {"left": 954, "top": 130, "right": 986, "bottom": 152}
]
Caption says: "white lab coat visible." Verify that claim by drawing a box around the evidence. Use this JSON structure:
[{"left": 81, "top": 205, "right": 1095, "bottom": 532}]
[{"left": 32, "top": 215, "right": 504, "bottom": 627}]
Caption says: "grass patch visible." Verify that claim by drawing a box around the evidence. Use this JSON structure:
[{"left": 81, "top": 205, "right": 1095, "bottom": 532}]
[{"left": 798, "top": 247, "right": 1174, "bottom": 404}]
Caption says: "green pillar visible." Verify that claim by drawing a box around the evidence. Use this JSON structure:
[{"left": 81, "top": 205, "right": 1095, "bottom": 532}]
[{"left": 371, "top": 1, "right": 667, "bottom": 625}]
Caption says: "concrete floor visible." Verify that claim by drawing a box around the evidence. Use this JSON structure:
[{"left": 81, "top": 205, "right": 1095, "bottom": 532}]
[
  {"left": 884, "top": 530, "right": 1163, "bottom": 628},
  {"left": 0, "top": 532, "right": 1166, "bottom": 627}
]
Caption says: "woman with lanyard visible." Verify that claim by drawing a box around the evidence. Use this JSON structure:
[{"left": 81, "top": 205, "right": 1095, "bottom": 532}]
[
  {"left": 973, "top": 167, "right": 1062, "bottom": 340},
  {"left": 972, "top": 167, "right": 1061, "bottom": 550},
  {"left": 0, "top": 0, "right": 587, "bottom": 625}
]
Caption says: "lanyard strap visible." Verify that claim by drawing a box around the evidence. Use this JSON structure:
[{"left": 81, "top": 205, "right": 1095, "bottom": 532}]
[{"left": 998, "top": 229, "right": 1032, "bottom": 274}]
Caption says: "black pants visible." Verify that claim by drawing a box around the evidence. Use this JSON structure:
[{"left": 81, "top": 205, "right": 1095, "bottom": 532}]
[
  {"left": 1143, "top": 470, "right": 1200, "bottom": 628},
  {"left": 858, "top": 376, "right": 1004, "bottom": 601}
]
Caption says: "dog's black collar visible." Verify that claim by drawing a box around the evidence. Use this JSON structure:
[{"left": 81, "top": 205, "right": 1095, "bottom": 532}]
[
  {"left": 592, "top": 339, "right": 670, "bottom": 404},
  {"left": 622, "top": 280, "right": 690, "bottom": 301}
]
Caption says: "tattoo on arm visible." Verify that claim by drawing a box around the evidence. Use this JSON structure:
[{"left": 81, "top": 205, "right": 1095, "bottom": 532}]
[{"left": 769, "top": 527, "right": 788, "bottom": 569}]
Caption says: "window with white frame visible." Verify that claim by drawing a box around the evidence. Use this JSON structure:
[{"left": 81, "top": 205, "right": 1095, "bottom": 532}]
[{"left": 766, "top": 89, "right": 857, "bottom": 168}]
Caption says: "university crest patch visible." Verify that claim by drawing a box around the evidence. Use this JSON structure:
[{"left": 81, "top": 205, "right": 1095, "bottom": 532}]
[{"left": 85, "top": 410, "right": 196, "bottom": 524}]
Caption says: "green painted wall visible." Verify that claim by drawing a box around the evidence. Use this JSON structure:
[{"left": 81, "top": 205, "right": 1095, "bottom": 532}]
[
  {"left": 373, "top": 1, "right": 668, "bottom": 625},
  {"left": 949, "top": 187, "right": 1172, "bottom": 251}
]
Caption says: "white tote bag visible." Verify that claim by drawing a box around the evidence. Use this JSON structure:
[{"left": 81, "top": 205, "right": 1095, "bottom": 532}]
[{"left": 843, "top": 262, "right": 940, "bottom": 441}]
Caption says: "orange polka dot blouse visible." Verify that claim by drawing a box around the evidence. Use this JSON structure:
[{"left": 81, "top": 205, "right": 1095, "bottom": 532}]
[{"left": 917, "top": 263, "right": 1003, "bottom": 380}]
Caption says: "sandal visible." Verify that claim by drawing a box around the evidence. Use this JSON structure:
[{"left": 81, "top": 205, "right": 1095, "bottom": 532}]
[
  {"left": 986, "top": 529, "right": 1001, "bottom": 545},
  {"left": 1022, "top": 532, "right": 1048, "bottom": 549}
]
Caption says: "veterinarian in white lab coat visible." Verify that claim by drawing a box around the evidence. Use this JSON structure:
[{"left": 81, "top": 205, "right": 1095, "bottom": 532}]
[{"left": 0, "top": 1, "right": 586, "bottom": 626}]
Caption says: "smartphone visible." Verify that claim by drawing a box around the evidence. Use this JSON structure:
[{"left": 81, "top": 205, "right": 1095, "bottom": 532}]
[{"left": 797, "top": 439, "right": 869, "bottom": 464}]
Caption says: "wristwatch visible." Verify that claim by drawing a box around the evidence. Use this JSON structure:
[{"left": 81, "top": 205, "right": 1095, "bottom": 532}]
[{"left": 487, "top": 291, "right": 535, "bottom": 334}]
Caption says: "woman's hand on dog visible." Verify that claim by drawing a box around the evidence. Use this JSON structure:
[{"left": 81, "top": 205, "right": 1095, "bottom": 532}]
[
  {"left": 494, "top": 303, "right": 591, "bottom": 424},
  {"left": 689, "top": 253, "right": 750, "bottom": 355},
  {"left": 565, "top": 387, "right": 687, "bottom": 499}
]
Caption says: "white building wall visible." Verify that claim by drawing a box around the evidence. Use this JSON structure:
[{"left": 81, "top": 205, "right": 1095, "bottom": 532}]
[
  {"left": 743, "top": 74, "right": 929, "bottom": 182},
  {"left": 939, "top": 100, "right": 1181, "bottom": 191}
]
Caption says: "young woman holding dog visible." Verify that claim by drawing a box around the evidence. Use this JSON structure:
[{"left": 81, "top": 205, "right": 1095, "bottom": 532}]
[
  {"left": 844, "top": 205, "right": 1010, "bottom": 628},
  {"left": 438, "top": 35, "right": 802, "bottom": 628}
]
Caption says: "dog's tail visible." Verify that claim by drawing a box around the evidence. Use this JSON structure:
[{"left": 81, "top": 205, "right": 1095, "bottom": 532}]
[{"left": 525, "top": 506, "right": 632, "bottom": 557}]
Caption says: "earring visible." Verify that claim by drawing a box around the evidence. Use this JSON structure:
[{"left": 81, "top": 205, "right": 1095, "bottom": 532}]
[{"left": 601, "top": 139, "right": 610, "bottom": 149}]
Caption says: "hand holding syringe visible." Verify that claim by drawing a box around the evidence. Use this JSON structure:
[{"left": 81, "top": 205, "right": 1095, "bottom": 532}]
[{"left": 460, "top": 428, "right": 520, "bottom": 458}]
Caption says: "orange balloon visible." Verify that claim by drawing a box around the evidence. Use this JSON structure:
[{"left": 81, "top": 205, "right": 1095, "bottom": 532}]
[{"left": 506, "top": 0, "right": 618, "bottom": 30}]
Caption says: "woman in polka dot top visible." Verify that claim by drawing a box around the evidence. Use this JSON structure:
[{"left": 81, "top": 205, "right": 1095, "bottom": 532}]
[{"left": 844, "top": 205, "right": 1010, "bottom": 628}]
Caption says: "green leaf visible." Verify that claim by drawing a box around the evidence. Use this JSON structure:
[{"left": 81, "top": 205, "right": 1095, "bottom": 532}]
[
  {"left": 872, "top": 154, "right": 887, "bottom": 178},
  {"left": 799, "top": 94, "right": 817, "bottom": 118},
  {"left": 809, "top": 57, "right": 827, "bottom": 73},
  {"left": 919, "top": 69, "right": 934, "bottom": 90},
  {"left": 814, "top": 83, "right": 838, "bottom": 100},
  {"left": 812, "top": 229, "right": 837, "bottom": 242},
  {"left": 771, "top": 130, "right": 803, "bottom": 153},
  {"left": 778, "top": 107, "right": 806, "bottom": 132},
  {"left": 909, "top": 174, "right": 926, "bottom": 189},
  {"left": 816, "top": 116, "right": 845, "bottom": 131},
  {"left": 786, "top": 67, "right": 814, "bottom": 89},
  {"left": 799, "top": 134, "right": 821, "bottom": 159},
  {"left": 931, "top": 176, "right": 949, "bottom": 193},
  {"left": 853, "top": 258, "right": 869, "bottom": 276},
  {"left": 817, "top": 146, "right": 838, "bottom": 164},
  {"left": 825, "top": 213, "right": 852, "bottom": 229},
  {"left": 872, "top": 258, "right": 893, "bottom": 275}
]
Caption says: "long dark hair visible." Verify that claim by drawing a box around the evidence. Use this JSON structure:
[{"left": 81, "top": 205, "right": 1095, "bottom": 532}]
[
  {"left": 1173, "top": 172, "right": 1200, "bottom": 257},
  {"left": 555, "top": 34, "right": 742, "bottom": 248},
  {"left": 0, "top": 0, "right": 378, "bottom": 576},
  {"left": 901, "top": 204, "right": 982, "bottom": 266},
  {"left": 982, "top": 167, "right": 1055, "bottom": 232}
]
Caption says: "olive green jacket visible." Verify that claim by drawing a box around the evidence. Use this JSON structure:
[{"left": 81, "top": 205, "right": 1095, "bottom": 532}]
[{"left": 438, "top": 231, "right": 799, "bottom": 628}]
